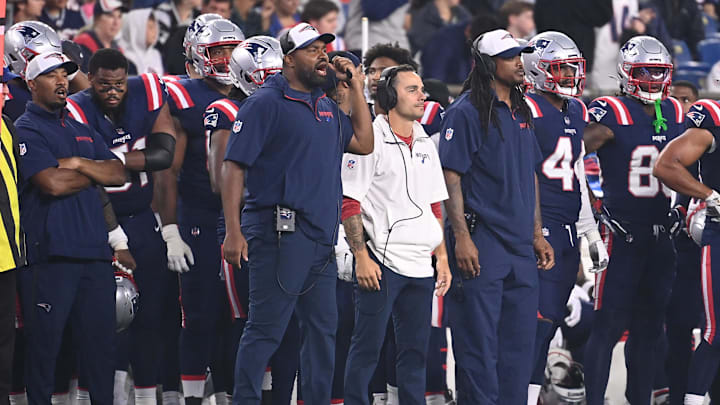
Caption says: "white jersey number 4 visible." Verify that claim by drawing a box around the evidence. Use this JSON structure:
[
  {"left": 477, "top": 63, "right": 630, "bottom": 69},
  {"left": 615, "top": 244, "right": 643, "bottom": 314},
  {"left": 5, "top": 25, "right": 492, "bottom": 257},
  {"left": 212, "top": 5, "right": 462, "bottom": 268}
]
[{"left": 542, "top": 137, "right": 575, "bottom": 191}]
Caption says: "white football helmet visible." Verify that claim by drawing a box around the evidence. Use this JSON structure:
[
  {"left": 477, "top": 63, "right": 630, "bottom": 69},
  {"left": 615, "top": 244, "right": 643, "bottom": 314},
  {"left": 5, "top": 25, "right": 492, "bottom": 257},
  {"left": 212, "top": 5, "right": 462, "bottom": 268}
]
[
  {"left": 542, "top": 348, "right": 586, "bottom": 404},
  {"left": 115, "top": 272, "right": 139, "bottom": 333},
  {"left": 188, "top": 19, "right": 245, "bottom": 85},
  {"left": 617, "top": 36, "right": 672, "bottom": 103},
  {"left": 688, "top": 199, "right": 706, "bottom": 246},
  {"left": 229, "top": 36, "right": 284, "bottom": 96},
  {"left": 523, "top": 31, "right": 585, "bottom": 99},
  {"left": 183, "top": 13, "right": 223, "bottom": 60},
  {"left": 5, "top": 21, "right": 62, "bottom": 78}
]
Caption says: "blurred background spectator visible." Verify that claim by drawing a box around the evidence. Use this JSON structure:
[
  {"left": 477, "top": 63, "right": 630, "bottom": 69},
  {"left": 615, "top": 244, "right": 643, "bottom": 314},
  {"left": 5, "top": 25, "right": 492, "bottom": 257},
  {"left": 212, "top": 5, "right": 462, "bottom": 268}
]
[
  {"left": 38, "top": 0, "right": 85, "bottom": 39},
  {"left": 120, "top": 8, "right": 164, "bottom": 75},
  {"left": 420, "top": 13, "right": 500, "bottom": 84},
  {"left": 74, "top": 0, "right": 126, "bottom": 71},
  {"left": 301, "top": 0, "right": 346, "bottom": 51},
  {"left": 268, "top": 0, "right": 301, "bottom": 37},
  {"left": 13, "top": 0, "right": 46, "bottom": 23},
  {"left": 498, "top": 0, "right": 534, "bottom": 39},
  {"left": 407, "top": 0, "right": 472, "bottom": 55},
  {"left": 534, "top": 0, "right": 613, "bottom": 73},
  {"left": 230, "top": 0, "right": 266, "bottom": 36},
  {"left": 345, "top": 0, "right": 410, "bottom": 52},
  {"left": 154, "top": 0, "right": 201, "bottom": 50},
  {"left": 591, "top": 0, "right": 638, "bottom": 91},
  {"left": 653, "top": 0, "right": 705, "bottom": 60}
]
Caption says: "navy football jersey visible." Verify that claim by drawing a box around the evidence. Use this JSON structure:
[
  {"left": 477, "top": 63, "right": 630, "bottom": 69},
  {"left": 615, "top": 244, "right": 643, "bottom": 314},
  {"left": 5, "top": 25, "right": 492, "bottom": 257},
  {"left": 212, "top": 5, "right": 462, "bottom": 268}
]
[
  {"left": 685, "top": 99, "right": 720, "bottom": 194},
  {"left": 418, "top": 101, "right": 445, "bottom": 136},
  {"left": 67, "top": 73, "right": 167, "bottom": 217},
  {"left": 5, "top": 81, "right": 32, "bottom": 122},
  {"left": 166, "top": 78, "right": 226, "bottom": 225},
  {"left": 526, "top": 93, "right": 589, "bottom": 224},
  {"left": 587, "top": 95, "right": 684, "bottom": 224}
]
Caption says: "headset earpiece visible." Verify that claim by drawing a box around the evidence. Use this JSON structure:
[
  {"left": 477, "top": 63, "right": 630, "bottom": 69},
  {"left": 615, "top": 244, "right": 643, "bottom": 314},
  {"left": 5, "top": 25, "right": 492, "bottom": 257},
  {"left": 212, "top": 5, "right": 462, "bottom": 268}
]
[
  {"left": 472, "top": 34, "right": 495, "bottom": 79},
  {"left": 280, "top": 31, "right": 295, "bottom": 55},
  {"left": 377, "top": 66, "right": 400, "bottom": 111}
]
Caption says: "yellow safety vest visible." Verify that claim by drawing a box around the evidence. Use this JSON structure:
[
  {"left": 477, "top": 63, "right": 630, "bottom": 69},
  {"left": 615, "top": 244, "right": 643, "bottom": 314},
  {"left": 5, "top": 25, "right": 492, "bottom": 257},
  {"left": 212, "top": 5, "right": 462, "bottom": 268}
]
[{"left": 0, "top": 116, "right": 24, "bottom": 271}]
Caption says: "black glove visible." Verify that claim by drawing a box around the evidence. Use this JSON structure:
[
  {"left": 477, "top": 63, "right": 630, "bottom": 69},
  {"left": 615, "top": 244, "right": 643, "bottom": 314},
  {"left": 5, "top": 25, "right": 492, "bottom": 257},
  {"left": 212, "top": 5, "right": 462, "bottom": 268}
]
[
  {"left": 667, "top": 206, "right": 687, "bottom": 238},
  {"left": 595, "top": 205, "right": 633, "bottom": 243}
]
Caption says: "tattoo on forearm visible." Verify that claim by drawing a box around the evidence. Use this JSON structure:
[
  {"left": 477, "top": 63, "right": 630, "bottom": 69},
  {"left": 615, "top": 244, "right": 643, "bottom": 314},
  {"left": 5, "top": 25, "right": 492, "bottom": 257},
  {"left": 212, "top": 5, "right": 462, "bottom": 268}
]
[{"left": 343, "top": 214, "right": 367, "bottom": 254}]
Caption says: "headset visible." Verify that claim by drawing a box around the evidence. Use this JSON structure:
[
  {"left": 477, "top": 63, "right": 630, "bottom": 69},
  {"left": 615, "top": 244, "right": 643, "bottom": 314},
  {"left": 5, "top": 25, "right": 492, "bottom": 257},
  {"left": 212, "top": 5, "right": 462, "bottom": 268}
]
[
  {"left": 359, "top": 64, "right": 425, "bottom": 315},
  {"left": 376, "top": 66, "right": 401, "bottom": 111},
  {"left": 471, "top": 34, "right": 496, "bottom": 80},
  {"left": 279, "top": 30, "right": 295, "bottom": 56}
]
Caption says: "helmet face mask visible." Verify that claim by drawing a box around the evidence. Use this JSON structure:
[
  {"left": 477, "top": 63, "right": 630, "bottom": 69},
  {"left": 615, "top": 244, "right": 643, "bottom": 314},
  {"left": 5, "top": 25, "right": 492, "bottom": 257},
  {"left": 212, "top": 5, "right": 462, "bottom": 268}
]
[
  {"left": 622, "top": 62, "right": 672, "bottom": 102},
  {"left": 617, "top": 36, "right": 673, "bottom": 104},
  {"left": 537, "top": 57, "right": 586, "bottom": 98},
  {"left": 524, "top": 31, "right": 586, "bottom": 100}
]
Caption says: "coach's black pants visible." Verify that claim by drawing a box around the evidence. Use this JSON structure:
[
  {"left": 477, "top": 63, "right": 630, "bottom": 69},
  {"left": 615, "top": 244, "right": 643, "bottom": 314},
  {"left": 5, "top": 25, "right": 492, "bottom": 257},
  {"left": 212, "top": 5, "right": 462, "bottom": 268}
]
[{"left": 0, "top": 269, "right": 17, "bottom": 405}]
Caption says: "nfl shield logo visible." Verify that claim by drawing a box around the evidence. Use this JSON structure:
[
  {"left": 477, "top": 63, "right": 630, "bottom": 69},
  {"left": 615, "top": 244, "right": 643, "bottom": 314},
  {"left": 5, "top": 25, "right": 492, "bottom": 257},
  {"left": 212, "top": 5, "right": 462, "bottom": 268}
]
[
  {"left": 564, "top": 116, "right": 571, "bottom": 125},
  {"left": 232, "top": 121, "right": 243, "bottom": 133},
  {"left": 347, "top": 159, "right": 356, "bottom": 169},
  {"left": 444, "top": 128, "right": 454, "bottom": 141},
  {"left": 19, "top": 143, "right": 26, "bottom": 156}
]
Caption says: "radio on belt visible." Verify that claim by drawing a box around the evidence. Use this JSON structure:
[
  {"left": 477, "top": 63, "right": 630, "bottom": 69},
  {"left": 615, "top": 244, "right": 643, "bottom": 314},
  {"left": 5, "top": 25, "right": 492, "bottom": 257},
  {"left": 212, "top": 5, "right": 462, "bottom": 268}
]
[{"left": 275, "top": 205, "right": 296, "bottom": 232}]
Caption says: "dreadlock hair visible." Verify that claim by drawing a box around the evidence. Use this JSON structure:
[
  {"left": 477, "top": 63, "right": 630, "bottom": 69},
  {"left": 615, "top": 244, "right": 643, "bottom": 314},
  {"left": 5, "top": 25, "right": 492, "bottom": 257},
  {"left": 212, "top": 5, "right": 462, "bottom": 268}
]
[{"left": 461, "top": 55, "right": 532, "bottom": 139}]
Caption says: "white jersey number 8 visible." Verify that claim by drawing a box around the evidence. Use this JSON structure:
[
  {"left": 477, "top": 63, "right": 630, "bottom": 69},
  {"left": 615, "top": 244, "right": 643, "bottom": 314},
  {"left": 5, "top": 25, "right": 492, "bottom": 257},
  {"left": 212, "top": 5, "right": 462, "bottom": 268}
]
[{"left": 628, "top": 145, "right": 672, "bottom": 198}]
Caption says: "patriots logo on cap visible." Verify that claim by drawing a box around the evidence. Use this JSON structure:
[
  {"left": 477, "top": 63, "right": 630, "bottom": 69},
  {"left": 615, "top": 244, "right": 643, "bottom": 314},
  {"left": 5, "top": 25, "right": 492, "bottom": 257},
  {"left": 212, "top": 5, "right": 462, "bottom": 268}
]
[
  {"left": 232, "top": 121, "right": 243, "bottom": 133},
  {"left": 299, "top": 24, "right": 318, "bottom": 33},
  {"left": 445, "top": 128, "right": 454, "bottom": 141},
  {"left": 687, "top": 111, "right": 706, "bottom": 127}
]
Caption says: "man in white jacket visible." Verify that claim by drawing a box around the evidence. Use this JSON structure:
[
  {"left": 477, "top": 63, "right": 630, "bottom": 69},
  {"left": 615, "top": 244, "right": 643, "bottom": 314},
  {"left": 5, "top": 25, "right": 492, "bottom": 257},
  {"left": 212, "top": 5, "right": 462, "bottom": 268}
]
[{"left": 341, "top": 64, "right": 451, "bottom": 405}]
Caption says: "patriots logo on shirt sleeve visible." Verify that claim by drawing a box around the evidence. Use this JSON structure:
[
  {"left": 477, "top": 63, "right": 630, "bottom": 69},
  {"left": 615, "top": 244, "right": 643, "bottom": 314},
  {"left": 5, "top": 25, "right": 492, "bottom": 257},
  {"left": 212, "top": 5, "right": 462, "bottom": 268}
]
[
  {"left": 589, "top": 107, "right": 607, "bottom": 122},
  {"left": 204, "top": 113, "right": 219, "bottom": 128},
  {"left": 687, "top": 111, "right": 706, "bottom": 127}
]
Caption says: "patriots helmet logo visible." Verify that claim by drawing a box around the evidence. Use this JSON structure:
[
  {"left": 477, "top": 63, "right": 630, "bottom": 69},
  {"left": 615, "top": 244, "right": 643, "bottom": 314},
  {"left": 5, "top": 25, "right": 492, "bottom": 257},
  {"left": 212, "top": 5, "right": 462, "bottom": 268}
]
[
  {"left": 687, "top": 111, "right": 706, "bottom": 127},
  {"left": 531, "top": 39, "right": 552, "bottom": 53},
  {"left": 14, "top": 25, "right": 41, "bottom": 42}
]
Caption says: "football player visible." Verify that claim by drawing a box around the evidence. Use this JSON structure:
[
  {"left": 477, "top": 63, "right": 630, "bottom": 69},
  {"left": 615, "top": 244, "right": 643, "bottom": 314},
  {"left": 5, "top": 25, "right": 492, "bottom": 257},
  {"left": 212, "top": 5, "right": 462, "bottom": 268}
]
[
  {"left": 153, "top": 18, "right": 244, "bottom": 405},
  {"left": 65, "top": 48, "right": 176, "bottom": 405},
  {"left": 581, "top": 35, "right": 685, "bottom": 405},
  {"left": 521, "top": 31, "right": 607, "bottom": 405},
  {"left": 654, "top": 92, "right": 720, "bottom": 404}
]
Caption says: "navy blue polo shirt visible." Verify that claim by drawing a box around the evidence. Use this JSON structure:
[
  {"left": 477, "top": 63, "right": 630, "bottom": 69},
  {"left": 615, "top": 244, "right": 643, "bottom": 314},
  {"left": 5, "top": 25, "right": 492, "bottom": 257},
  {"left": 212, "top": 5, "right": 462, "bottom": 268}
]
[
  {"left": 224, "top": 73, "right": 354, "bottom": 245},
  {"left": 438, "top": 91, "right": 542, "bottom": 256},
  {"left": 16, "top": 102, "right": 117, "bottom": 263}
]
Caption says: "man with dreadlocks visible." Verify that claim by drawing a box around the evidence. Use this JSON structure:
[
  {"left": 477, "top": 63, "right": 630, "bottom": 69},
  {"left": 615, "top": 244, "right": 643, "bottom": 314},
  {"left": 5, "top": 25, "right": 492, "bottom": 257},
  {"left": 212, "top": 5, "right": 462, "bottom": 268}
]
[{"left": 438, "top": 29, "right": 554, "bottom": 404}]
